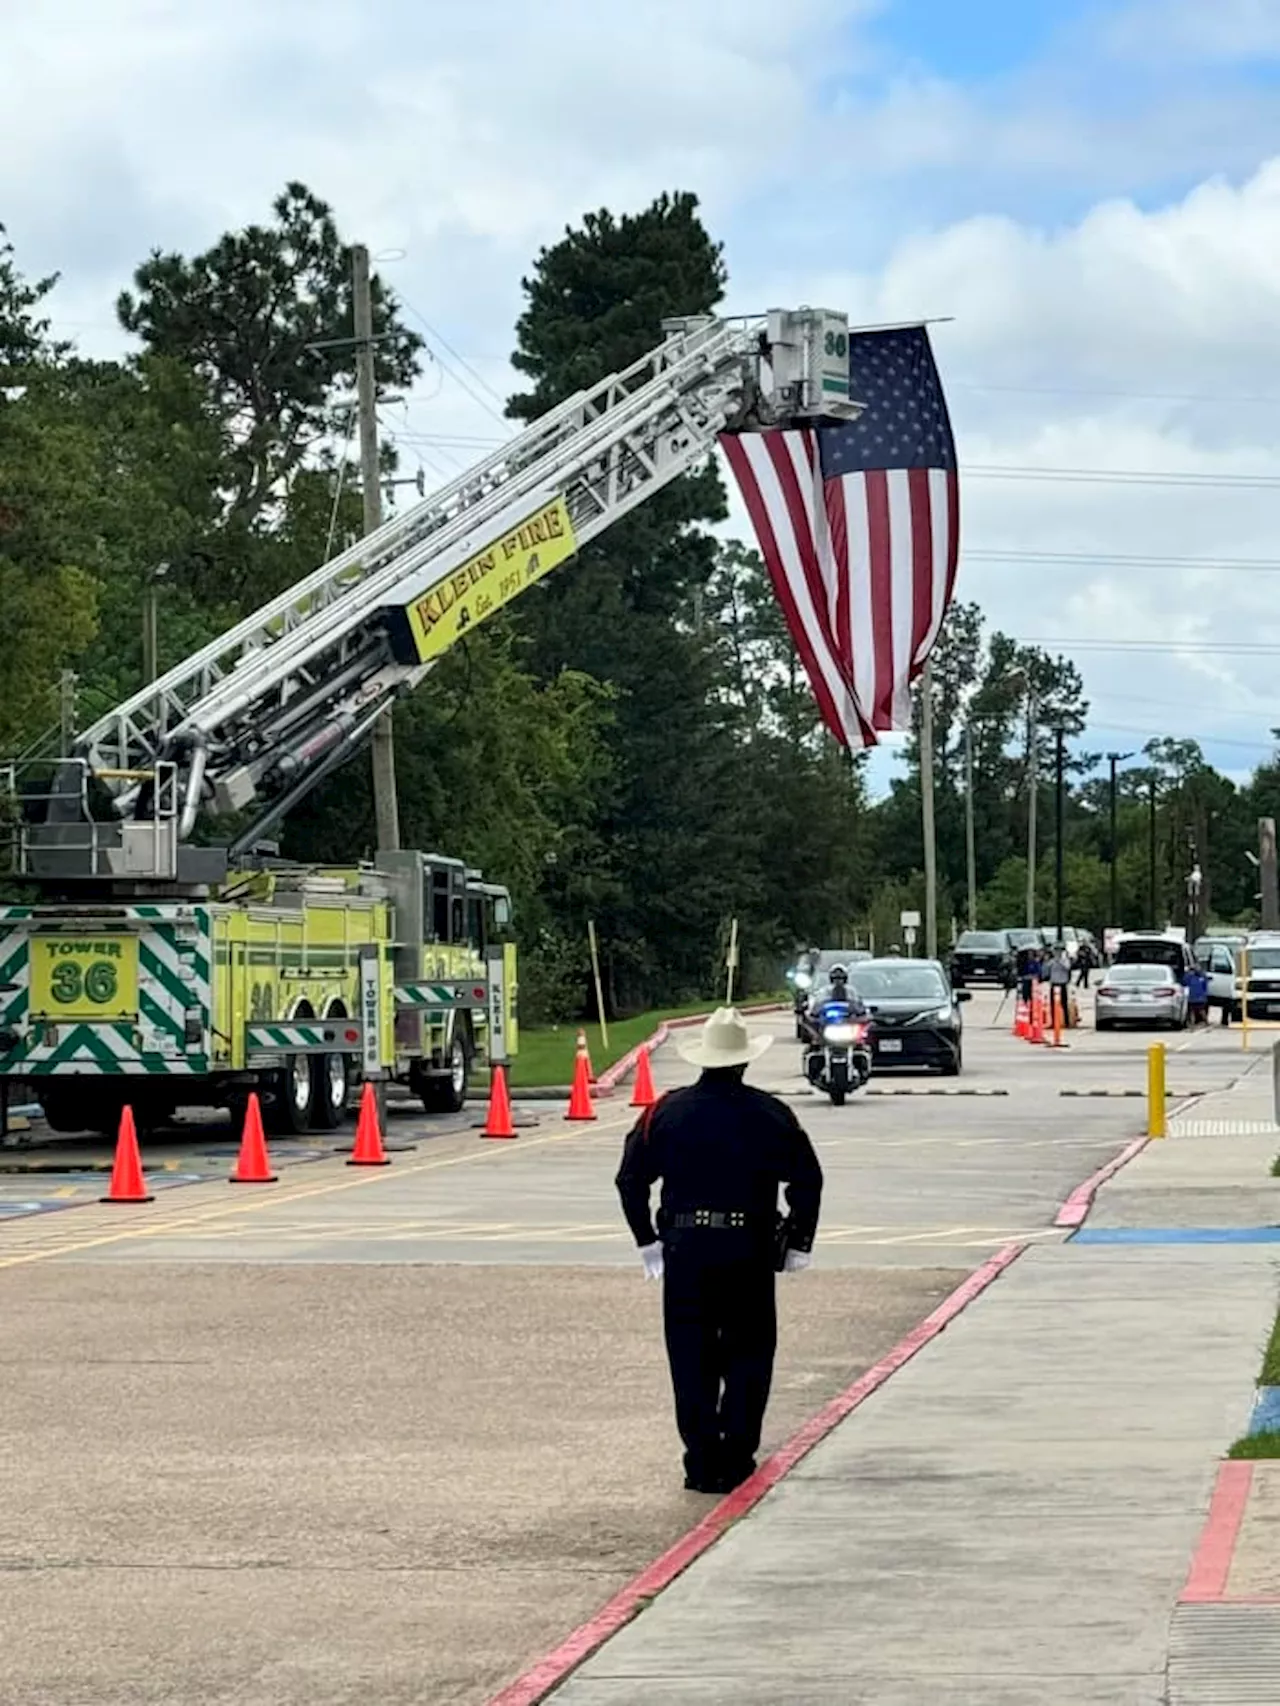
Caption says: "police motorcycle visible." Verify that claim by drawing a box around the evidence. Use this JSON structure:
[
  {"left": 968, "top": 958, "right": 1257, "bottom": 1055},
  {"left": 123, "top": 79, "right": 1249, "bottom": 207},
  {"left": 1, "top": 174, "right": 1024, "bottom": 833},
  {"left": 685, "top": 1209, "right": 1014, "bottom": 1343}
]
[{"left": 800, "top": 970, "right": 872, "bottom": 1106}]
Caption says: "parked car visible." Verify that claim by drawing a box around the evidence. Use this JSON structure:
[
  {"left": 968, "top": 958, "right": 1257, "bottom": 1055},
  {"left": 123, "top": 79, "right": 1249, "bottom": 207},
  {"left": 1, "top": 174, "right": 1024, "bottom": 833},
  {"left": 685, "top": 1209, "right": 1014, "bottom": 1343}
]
[
  {"left": 1095, "top": 962, "right": 1190, "bottom": 1030},
  {"left": 949, "top": 929, "right": 1016, "bottom": 988},
  {"left": 848, "top": 958, "right": 971, "bottom": 1075},
  {"left": 1112, "top": 930, "right": 1197, "bottom": 980},
  {"left": 1199, "top": 939, "right": 1240, "bottom": 1019},
  {"left": 1238, "top": 938, "right": 1280, "bottom": 1021},
  {"left": 1194, "top": 932, "right": 1247, "bottom": 961}
]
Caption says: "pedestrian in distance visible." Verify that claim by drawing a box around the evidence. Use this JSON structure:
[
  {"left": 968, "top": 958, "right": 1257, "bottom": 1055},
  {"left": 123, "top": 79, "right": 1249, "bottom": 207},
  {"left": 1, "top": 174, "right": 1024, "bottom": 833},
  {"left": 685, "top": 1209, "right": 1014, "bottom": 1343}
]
[
  {"left": 1074, "top": 938, "right": 1095, "bottom": 988},
  {"left": 1185, "top": 963, "right": 1210, "bottom": 1026},
  {"left": 615, "top": 1006, "right": 823, "bottom": 1496},
  {"left": 1047, "top": 944, "right": 1071, "bottom": 1030},
  {"left": 1018, "top": 943, "right": 1043, "bottom": 1007}
]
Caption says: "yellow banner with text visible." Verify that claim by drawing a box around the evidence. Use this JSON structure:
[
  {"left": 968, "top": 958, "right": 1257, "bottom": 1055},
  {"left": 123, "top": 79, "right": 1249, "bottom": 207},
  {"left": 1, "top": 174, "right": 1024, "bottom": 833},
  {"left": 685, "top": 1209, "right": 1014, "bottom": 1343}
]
[{"left": 401, "top": 496, "right": 578, "bottom": 663}]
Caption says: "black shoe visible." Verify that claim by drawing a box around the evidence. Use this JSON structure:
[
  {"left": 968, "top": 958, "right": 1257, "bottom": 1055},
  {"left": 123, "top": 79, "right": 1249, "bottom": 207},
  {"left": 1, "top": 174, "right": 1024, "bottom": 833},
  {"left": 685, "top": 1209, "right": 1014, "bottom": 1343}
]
[{"left": 683, "top": 1475, "right": 724, "bottom": 1494}]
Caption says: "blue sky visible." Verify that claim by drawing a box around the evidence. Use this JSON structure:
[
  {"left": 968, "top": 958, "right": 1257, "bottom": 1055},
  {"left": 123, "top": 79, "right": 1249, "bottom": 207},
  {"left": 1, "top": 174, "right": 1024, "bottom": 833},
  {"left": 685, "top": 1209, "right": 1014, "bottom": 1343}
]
[{"left": 4, "top": 0, "right": 1280, "bottom": 801}]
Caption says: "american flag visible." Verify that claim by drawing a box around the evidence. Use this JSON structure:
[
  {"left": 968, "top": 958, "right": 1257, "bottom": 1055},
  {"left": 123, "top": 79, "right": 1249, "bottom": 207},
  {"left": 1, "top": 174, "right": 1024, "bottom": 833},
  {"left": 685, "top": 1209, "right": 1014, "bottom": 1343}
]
[{"left": 720, "top": 325, "right": 959, "bottom": 748}]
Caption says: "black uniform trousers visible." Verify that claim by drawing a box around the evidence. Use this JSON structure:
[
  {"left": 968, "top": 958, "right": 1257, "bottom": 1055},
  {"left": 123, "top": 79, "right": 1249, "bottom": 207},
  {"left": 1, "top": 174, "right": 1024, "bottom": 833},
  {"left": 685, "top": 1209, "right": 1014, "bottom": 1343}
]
[{"left": 661, "top": 1233, "right": 776, "bottom": 1486}]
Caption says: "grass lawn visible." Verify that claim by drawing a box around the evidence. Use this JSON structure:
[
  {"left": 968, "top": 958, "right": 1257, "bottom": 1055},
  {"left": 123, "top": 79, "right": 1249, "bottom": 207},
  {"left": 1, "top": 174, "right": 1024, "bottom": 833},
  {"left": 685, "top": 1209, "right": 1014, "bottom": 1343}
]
[
  {"left": 506, "top": 994, "right": 784, "bottom": 1088},
  {"left": 1226, "top": 1308, "right": 1280, "bottom": 1457}
]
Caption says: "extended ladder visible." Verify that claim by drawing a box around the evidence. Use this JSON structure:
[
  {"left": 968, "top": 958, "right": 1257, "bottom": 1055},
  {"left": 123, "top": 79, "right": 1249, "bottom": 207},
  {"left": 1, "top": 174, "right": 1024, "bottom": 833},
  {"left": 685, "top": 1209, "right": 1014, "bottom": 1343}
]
[{"left": 36, "top": 307, "right": 857, "bottom": 880}]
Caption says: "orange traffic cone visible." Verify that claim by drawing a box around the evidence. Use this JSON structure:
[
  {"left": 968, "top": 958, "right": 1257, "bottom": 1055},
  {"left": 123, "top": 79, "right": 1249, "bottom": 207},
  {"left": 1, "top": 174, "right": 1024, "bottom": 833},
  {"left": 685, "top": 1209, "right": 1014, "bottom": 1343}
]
[
  {"left": 566, "top": 1050, "right": 597, "bottom": 1121},
  {"left": 1013, "top": 999, "right": 1028, "bottom": 1038},
  {"left": 481, "top": 1065, "right": 517, "bottom": 1140},
  {"left": 630, "top": 1044, "right": 657, "bottom": 1109},
  {"left": 229, "top": 1092, "right": 277, "bottom": 1183},
  {"left": 1028, "top": 988, "right": 1045, "bottom": 1045},
  {"left": 348, "top": 1081, "right": 391, "bottom": 1166},
  {"left": 576, "top": 1027, "right": 596, "bottom": 1083},
  {"left": 101, "top": 1106, "right": 154, "bottom": 1204}
]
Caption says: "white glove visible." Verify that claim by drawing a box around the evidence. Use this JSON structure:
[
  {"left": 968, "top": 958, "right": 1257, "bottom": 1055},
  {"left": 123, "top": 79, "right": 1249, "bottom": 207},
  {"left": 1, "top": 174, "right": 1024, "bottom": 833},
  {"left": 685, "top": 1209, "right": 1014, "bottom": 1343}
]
[
  {"left": 783, "top": 1249, "right": 812, "bottom": 1273},
  {"left": 640, "top": 1241, "right": 664, "bottom": 1281}
]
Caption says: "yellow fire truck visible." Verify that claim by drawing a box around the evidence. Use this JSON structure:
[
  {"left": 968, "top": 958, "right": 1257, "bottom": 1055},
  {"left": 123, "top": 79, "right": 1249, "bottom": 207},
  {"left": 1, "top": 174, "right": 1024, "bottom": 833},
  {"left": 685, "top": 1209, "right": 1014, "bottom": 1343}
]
[{"left": 0, "top": 306, "right": 857, "bottom": 1136}]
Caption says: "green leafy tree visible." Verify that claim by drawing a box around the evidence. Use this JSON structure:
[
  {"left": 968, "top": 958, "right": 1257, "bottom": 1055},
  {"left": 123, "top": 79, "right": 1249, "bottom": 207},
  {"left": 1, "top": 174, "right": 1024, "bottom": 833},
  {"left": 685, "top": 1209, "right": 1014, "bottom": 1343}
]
[
  {"left": 117, "top": 182, "right": 423, "bottom": 572},
  {"left": 504, "top": 192, "right": 734, "bottom": 1009}
]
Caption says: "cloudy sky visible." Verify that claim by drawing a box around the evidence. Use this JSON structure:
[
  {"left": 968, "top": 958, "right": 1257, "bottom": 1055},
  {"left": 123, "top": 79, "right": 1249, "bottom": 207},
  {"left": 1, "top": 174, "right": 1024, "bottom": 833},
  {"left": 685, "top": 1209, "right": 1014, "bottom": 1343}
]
[{"left": 6, "top": 0, "right": 1280, "bottom": 796}]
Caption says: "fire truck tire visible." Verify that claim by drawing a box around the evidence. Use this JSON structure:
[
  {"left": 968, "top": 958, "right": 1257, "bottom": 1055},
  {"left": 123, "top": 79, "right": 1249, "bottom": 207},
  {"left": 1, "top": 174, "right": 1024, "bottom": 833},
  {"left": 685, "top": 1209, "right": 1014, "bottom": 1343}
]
[
  {"left": 310, "top": 1052, "right": 352, "bottom": 1129},
  {"left": 39, "top": 1089, "right": 110, "bottom": 1136},
  {"left": 419, "top": 1033, "right": 470, "bottom": 1114},
  {"left": 266, "top": 1055, "right": 316, "bottom": 1135}
]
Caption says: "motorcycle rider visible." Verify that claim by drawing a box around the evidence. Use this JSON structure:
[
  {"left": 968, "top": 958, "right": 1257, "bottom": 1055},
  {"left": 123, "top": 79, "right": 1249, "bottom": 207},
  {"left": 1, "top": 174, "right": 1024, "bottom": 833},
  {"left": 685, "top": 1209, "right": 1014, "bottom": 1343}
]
[{"left": 800, "top": 961, "right": 868, "bottom": 1046}]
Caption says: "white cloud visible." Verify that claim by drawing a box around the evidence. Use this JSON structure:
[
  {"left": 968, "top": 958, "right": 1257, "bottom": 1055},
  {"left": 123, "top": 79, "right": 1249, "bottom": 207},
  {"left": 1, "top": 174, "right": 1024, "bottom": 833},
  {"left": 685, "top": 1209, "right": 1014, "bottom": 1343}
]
[
  {"left": 4, "top": 0, "right": 1280, "bottom": 791},
  {"left": 1107, "top": 0, "right": 1280, "bottom": 61}
]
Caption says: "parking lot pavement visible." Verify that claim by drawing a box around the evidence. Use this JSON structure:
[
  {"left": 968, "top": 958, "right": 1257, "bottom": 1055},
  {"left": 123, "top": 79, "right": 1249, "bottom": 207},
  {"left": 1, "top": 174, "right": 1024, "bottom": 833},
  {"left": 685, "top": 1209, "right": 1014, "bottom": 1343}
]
[{"left": 0, "top": 990, "right": 1252, "bottom": 1706}]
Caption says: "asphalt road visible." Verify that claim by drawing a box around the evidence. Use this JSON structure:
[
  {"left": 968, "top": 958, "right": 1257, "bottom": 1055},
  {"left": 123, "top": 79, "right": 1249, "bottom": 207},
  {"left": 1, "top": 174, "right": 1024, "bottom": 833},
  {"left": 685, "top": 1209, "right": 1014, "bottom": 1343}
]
[{"left": 0, "top": 990, "right": 1256, "bottom": 1706}]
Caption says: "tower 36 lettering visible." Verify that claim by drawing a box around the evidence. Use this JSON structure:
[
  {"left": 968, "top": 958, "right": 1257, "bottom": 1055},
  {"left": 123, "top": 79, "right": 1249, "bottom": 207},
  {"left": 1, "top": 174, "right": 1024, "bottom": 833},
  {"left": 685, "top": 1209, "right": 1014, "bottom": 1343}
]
[
  {"left": 31, "top": 936, "right": 139, "bottom": 1018},
  {"left": 401, "top": 495, "right": 578, "bottom": 663}
]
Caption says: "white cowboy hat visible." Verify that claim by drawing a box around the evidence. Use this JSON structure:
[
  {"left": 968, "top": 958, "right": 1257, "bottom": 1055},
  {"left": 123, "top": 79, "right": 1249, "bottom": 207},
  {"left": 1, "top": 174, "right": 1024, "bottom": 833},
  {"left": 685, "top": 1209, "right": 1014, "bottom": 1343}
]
[{"left": 677, "top": 1006, "right": 774, "bottom": 1070}]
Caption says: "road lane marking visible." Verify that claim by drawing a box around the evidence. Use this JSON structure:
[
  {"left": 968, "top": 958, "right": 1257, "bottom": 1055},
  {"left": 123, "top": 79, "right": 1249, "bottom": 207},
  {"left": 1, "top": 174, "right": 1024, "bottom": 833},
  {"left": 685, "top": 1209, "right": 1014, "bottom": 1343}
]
[{"left": 0, "top": 1109, "right": 636, "bottom": 1273}]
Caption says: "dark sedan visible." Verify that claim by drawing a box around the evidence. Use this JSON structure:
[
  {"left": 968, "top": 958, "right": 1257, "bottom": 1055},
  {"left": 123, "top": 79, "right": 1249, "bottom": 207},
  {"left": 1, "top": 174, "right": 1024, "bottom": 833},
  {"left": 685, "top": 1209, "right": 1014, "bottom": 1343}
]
[{"left": 848, "top": 959, "right": 971, "bottom": 1075}]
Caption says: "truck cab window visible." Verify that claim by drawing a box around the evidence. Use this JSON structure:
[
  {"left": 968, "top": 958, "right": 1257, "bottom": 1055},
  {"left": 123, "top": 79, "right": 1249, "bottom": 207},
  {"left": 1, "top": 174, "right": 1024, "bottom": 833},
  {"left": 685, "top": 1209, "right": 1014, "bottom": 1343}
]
[{"left": 428, "top": 871, "right": 450, "bottom": 942}]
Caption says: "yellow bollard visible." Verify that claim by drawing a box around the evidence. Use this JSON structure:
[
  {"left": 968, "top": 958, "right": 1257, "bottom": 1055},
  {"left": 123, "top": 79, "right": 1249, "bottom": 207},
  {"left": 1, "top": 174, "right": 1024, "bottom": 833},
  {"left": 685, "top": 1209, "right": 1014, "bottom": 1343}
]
[{"left": 1147, "top": 1042, "right": 1167, "bottom": 1138}]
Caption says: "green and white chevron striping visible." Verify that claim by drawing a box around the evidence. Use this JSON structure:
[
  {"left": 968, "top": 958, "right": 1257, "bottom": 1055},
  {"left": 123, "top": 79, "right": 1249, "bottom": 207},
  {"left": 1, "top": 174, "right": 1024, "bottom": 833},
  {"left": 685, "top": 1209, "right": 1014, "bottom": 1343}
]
[{"left": 0, "top": 904, "right": 212, "bottom": 1077}]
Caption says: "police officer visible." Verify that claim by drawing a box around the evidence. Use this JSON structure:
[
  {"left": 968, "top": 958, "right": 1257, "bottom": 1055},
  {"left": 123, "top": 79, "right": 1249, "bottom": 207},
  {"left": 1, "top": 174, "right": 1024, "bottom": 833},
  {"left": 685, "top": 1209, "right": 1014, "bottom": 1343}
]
[{"left": 615, "top": 1007, "right": 823, "bottom": 1494}]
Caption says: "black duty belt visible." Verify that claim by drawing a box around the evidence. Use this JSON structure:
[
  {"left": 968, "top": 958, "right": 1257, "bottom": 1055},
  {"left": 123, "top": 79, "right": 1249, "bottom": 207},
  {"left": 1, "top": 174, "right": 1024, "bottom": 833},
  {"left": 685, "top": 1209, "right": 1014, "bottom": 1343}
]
[{"left": 671, "top": 1210, "right": 753, "bottom": 1230}]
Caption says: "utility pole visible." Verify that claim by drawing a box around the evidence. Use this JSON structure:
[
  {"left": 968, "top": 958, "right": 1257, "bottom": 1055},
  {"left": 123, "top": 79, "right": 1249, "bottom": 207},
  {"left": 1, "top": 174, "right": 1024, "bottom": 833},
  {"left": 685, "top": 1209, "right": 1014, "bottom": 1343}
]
[
  {"left": 1053, "top": 726, "right": 1065, "bottom": 945},
  {"left": 1106, "top": 751, "right": 1132, "bottom": 933},
  {"left": 1148, "top": 775, "right": 1159, "bottom": 928},
  {"left": 352, "top": 242, "right": 400, "bottom": 852},
  {"left": 920, "top": 658, "right": 938, "bottom": 960},
  {"left": 1260, "top": 818, "right": 1280, "bottom": 930},
  {"left": 964, "top": 719, "right": 977, "bottom": 931},
  {"left": 1025, "top": 693, "right": 1038, "bottom": 927}
]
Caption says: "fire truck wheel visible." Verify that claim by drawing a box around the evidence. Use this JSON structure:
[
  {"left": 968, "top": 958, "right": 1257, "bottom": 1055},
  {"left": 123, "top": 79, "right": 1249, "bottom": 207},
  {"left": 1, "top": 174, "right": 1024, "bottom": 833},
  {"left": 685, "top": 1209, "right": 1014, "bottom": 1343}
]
[
  {"left": 418, "top": 1033, "right": 470, "bottom": 1114},
  {"left": 310, "top": 1052, "right": 351, "bottom": 1129},
  {"left": 266, "top": 1055, "right": 316, "bottom": 1134}
]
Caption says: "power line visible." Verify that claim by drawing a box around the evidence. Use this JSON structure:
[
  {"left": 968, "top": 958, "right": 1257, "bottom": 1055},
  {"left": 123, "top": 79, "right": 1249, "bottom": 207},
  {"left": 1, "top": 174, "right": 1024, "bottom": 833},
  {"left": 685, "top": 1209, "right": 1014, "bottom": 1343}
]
[
  {"left": 949, "top": 381, "right": 1280, "bottom": 405},
  {"left": 966, "top": 548, "right": 1280, "bottom": 573},
  {"left": 1016, "top": 638, "right": 1280, "bottom": 655},
  {"left": 1083, "top": 721, "right": 1277, "bottom": 754},
  {"left": 967, "top": 465, "right": 1280, "bottom": 490},
  {"left": 397, "top": 298, "right": 515, "bottom": 434}
]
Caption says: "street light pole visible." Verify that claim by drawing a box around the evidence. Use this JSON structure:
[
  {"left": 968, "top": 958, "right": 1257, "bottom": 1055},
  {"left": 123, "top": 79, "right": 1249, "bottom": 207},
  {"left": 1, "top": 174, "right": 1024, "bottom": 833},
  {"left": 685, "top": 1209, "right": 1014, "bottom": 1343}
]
[
  {"left": 964, "top": 719, "right": 977, "bottom": 931},
  {"left": 920, "top": 659, "right": 938, "bottom": 960},
  {"left": 1054, "top": 726, "right": 1065, "bottom": 945},
  {"left": 1106, "top": 751, "right": 1133, "bottom": 935},
  {"left": 1025, "top": 693, "right": 1038, "bottom": 928}
]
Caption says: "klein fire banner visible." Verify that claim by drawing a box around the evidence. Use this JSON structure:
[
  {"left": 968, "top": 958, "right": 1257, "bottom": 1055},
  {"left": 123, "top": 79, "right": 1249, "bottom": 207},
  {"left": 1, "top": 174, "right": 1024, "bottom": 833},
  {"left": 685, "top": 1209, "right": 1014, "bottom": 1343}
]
[
  {"left": 401, "top": 494, "right": 578, "bottom": 664},
  {"left": 720, "top": 325, "right": 959, "bottom": 749}
]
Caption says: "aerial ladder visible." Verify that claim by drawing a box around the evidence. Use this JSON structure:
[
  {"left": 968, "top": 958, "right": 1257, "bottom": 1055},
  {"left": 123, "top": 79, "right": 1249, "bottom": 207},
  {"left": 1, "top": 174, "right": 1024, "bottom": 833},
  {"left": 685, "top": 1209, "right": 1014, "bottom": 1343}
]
[{"left": 0, "top": 307, "right": 860, "bottom": 1135}]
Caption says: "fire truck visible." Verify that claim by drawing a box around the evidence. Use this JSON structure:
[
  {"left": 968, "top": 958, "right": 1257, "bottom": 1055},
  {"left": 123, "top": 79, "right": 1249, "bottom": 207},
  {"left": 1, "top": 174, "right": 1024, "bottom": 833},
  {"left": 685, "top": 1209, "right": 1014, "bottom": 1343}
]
[{"left": 0, "top": 308, "right": 859, "bottom": 1137}]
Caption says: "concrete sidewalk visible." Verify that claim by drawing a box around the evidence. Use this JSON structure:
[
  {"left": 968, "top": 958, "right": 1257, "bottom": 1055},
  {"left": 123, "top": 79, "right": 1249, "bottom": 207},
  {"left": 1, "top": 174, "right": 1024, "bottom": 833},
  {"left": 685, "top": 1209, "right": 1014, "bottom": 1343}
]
[{"left": 544, "top": 1060, "right": 1280, "bottom": 1704}]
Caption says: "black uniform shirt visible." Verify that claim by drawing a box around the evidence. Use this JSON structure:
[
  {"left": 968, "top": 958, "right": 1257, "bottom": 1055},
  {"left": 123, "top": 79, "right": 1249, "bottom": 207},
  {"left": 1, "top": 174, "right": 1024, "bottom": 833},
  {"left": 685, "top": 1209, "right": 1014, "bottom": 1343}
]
[{"left": 615, "top": 1069, "right": 823, "bottom": 1253}]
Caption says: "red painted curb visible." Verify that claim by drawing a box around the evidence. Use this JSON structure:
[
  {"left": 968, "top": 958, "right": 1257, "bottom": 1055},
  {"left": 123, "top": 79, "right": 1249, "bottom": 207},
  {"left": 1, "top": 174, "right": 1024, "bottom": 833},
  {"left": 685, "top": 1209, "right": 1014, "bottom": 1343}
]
[
  {"left": 1054, "top": 1135, "right": 1149, "bottom": 1228},
  {"left": 1180, "top": 1461, "right": 1254, "bottom": 1602},
  {"left": 483, "top": 1238, "right": 1028, "bottom": 1706},
  {"left": 595, "top": 1004, "right": 788, "bottom": 1095}
]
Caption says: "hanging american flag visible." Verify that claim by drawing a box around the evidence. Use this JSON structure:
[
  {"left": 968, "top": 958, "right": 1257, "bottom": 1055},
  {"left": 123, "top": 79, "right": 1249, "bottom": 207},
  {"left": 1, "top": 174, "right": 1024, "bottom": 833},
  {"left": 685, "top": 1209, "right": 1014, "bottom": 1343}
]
[{"left": 720, "top": 325, "right": 959, "bottom": 748}]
